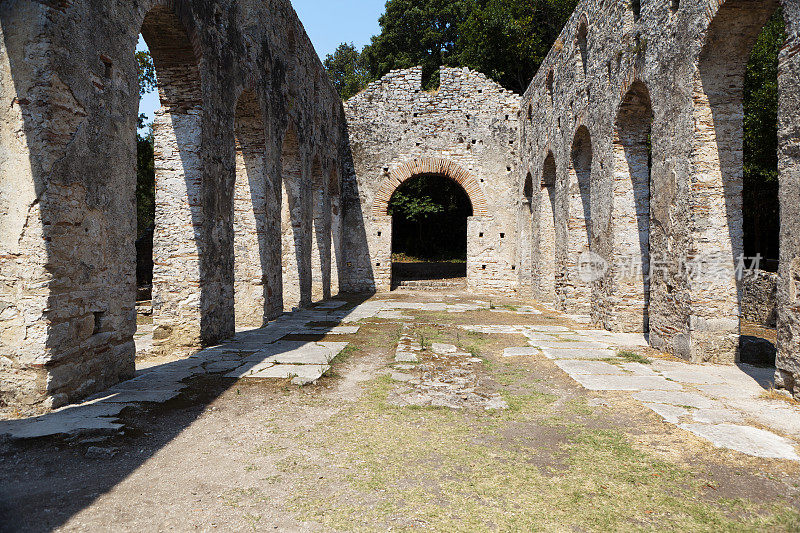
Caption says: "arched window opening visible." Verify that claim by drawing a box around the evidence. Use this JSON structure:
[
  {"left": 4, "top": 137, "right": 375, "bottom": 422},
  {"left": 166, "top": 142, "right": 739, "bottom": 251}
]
[
  {"left": 546, "top": 69, "right": 555, "bottom": 100},
  {"left": 577, "top": 22, "right": 589, "bottom": 77},
  {"left": 523, "top": 172, "right": 534, "bottom": 202},
  {"left": 561, "top": 127, "right": 593, "bottom": 314},
  {"left": 388, "top": 174, "right": 473, "bottom": 287}
]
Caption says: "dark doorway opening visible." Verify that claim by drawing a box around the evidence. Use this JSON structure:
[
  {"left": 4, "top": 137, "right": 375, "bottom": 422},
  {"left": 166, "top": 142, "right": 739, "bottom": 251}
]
[
  {"left": 740, "top": 7, "right": 784, "bottom": 366},
  {"left": 388, "top": 173, "right": 473, "bottom": 287}
]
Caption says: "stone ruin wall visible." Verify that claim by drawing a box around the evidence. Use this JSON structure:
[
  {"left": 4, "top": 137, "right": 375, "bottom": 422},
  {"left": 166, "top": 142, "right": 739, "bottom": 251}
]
[
  {"left": 518, "top": 0, "right": 800, "bottom": 395},
  {"left": 0, "top": 0, "right": 348, "bottom": 412},
  {"left": 343, "top": 67, "right": 520, "bottom": 294},
  {"left": 2, "top": 0, "right": 800, "bottom": 413}
]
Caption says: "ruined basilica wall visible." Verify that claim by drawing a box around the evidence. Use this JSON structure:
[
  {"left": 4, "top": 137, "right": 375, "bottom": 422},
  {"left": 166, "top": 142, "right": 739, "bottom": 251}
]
[
  {"left": 0, "top": 0, "right": 346, "bottom": 411},
  {"left": 519, "top": 0, "right": 800, "bottom": 388},
  {"left": 343, "top": 67, "right": 520, "bottom": 294}
]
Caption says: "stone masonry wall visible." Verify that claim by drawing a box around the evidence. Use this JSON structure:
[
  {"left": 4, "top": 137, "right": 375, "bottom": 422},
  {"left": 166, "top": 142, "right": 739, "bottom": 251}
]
[
  {"left": 343, "top": 67, "right": 520, "bottom": 294},
  {"left": 518, "top": 0, "right": 800, "bottom": 393},
  {"left": 0, "top": 0, "right": 348, "bottom": 412}
]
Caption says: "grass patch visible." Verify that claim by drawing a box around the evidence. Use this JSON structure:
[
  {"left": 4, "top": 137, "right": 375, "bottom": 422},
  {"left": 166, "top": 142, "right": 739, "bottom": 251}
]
[
  {"left": 617, "top": 350, "right": 652, "bottom": 365},
  {"left": 279, "top": 376, "right": 800, "bottom": 531}
]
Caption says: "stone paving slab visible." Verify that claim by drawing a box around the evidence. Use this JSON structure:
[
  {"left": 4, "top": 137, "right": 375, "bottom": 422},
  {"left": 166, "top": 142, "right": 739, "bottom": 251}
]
[
  {"left": 503, "top": 347, "right": 542, "bottom": 358},
  {"left": 315, "top": 300, "right": 347, "bottom": 309},
  {"left": 691, "top": 408, "right": 744, "bottom": 425},
  {"left": 92, "top": 390, "right": 182, "bottom": 404},
  {"left": 678, "top": 423, "right": 800, "bottom": 461},
  {"left": 554, "top": 360, "right": 627, "bottom": 376},
  {"left": 528, "top": 340, "right": 611, "bottom": 350},
  {"left": 248, "top": 364, "right": 330, "bottom": 383},
  {"left": 643, "top": 403, "right": 688, "bottom": 424},
  {"left": 570, "top": 375, "right": 684, "bottom": 391},
  {"left": 432, "top": 343, "right": 458, "bottom": 354},
  {"left": 632, "top": 390, "right": 720, "bottom": 409},
  {"left": 541, "top": 348, "right": 617, "bottom": 360}
]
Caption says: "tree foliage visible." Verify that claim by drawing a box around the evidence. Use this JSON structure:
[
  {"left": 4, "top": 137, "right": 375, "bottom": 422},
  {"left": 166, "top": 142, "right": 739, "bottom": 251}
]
[
  {"left": 137, "top": 49, "right": 157, "bottom": 244},
  {"left": 137, "top": 51, "right": 157, "bottom": 97},
  {"left": 457, "top": 0, "right": 578, "bottom": 93},
  {"left": 388, "top": 175, "right": 473, "bottom": 261},
  {"left": 363, "top": 0, "right": 473, "bottom": 89},
  {"left": 743, "top": 10, "right": 785, "bottom": 266},
  {"left": 324, "top": 43, "right": 372, "bottom": 100}
]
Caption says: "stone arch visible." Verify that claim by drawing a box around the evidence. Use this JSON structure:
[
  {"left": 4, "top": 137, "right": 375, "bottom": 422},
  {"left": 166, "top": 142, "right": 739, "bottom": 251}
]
[
  {"left": 611, "top": 80, "right": 652, "bottom": 333},
  {"left": 140, "top": 1, "right": 211, "bottom": 352},
  {"left": 690, "top": 0, "right": 782, "bottom": 361},
  {"left": 233, "top": 89, "right": 268, "bottom": 328},
  {"left": 140, "top": 2, "right": 203, "bottom": 111},
  {"left": 372, "top": 158, "right": 488, "bottom": 218}
]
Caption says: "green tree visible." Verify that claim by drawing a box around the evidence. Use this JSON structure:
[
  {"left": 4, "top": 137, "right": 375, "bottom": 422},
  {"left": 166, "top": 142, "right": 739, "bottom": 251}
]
[
  {"left": 457, "top": 0, "right": 578, "bottom": 94},
  {"left": 136, "top": 49, "right": 157, "bottom": 242},
  {"left": 323, "top": 43, "right": 371, "bottom": 100},
  {"left": 137, "top": 50, "right": 157, "bottom": 96},
  {"left": 136, "top": 124, "right": 155, "bottom": 240},
  {"left": 743, "top": 9, "right": 785, "bottom": 265},
  {"left": 363, "top": 0, "right": 474, "bottom": 89}
]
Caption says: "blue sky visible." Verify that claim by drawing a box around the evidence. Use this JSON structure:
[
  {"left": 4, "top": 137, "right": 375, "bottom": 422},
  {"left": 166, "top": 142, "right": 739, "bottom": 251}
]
[{"left": 138, "top": 0, "right": 385, "bottom": 130}]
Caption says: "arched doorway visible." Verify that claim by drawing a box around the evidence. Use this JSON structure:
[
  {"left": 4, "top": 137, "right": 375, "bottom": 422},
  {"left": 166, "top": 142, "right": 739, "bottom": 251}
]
[
  {"left": 388, "top": 173, "right": 474, "bottom": 287},
  {"left": 138, "top": 4, "right": 207, "bottom": 350},
  {"left": 692, "top": 0, "right": 783, "bottom": 363},
  {"left": 611, "top": 81, "right": 652, "bottom": 334}
]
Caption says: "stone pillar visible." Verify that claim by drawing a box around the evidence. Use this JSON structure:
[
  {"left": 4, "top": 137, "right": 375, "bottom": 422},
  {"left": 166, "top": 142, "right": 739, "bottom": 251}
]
[
  {"left": 310, "top": 159, "right": 331, "bottom": 301},
  {"left": 152, "top": 109, "right": 207, "bottom": 349},
  {"left": 538, "top": 186, "right": 557, "bottom": 303},
  {"left": 0, "top": 2, "right": 135, "bottom": 411},
  {"left": 330, "top": 169, "right": 342, "bottom": 296},
  {"left": 372, "top": 216, "right": 393, "bottom": 292}
]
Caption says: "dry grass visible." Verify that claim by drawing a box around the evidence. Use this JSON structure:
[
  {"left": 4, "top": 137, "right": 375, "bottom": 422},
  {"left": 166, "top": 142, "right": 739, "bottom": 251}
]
[{"left": 761, "top": 388, "right": 800, "bottom": 406}]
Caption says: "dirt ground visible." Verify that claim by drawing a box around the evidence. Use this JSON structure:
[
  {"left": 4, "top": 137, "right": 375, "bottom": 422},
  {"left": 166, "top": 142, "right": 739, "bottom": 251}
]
[{"left": 1, "top": 292, "right": 799, "bottom": 532}]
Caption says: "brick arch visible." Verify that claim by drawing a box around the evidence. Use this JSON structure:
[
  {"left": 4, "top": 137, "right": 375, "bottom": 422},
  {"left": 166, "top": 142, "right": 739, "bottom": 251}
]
[{"left": 372, "top": 157, "right": 489, "bottom": 217}]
